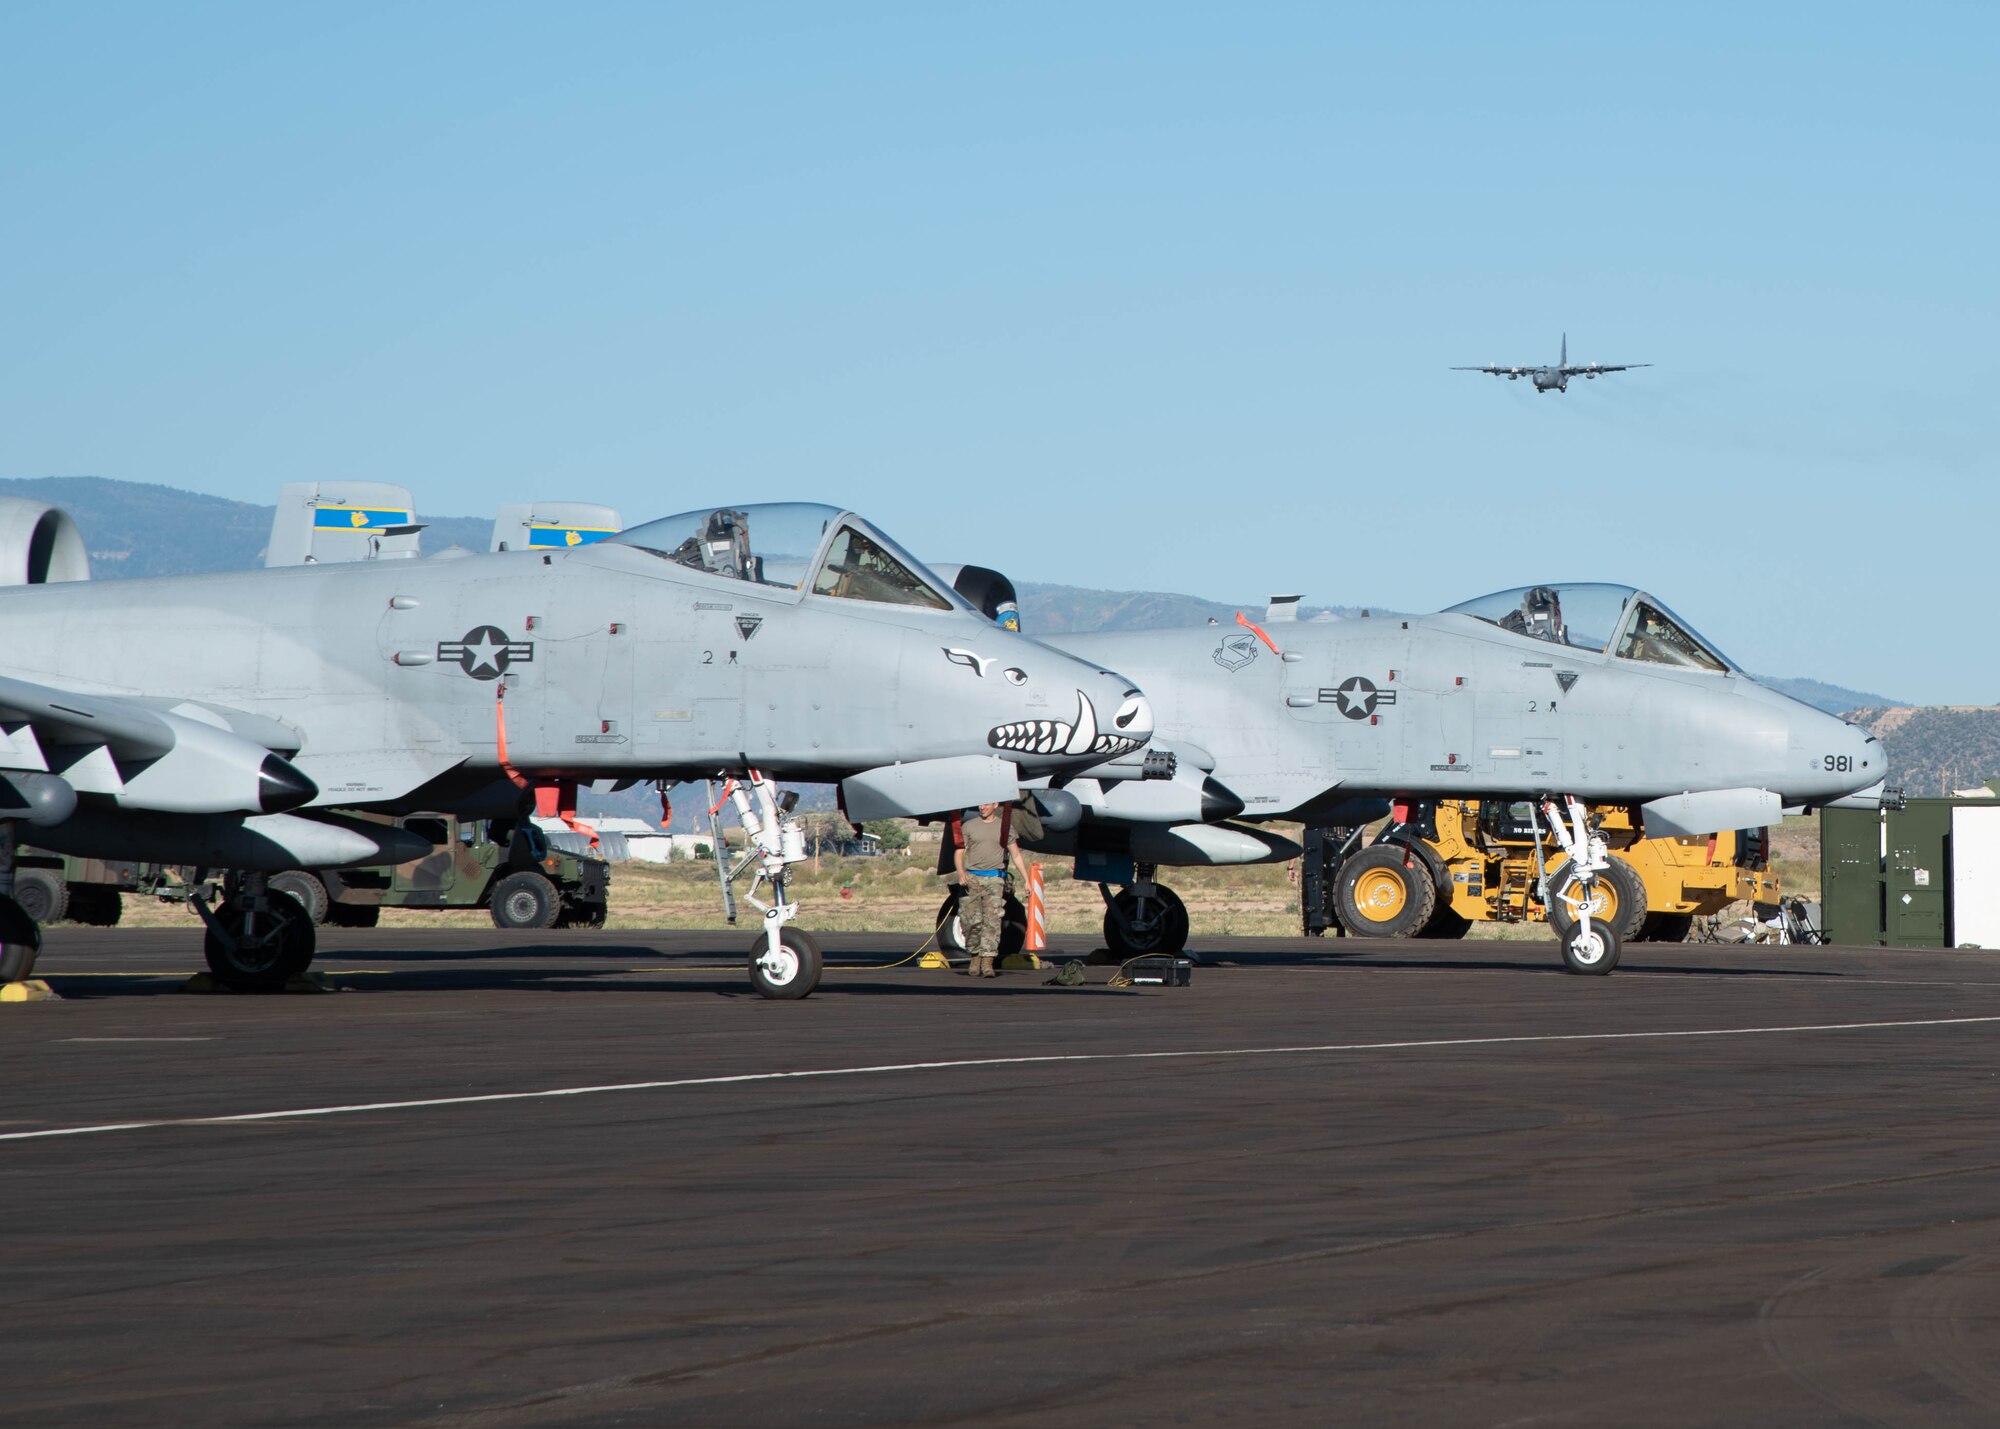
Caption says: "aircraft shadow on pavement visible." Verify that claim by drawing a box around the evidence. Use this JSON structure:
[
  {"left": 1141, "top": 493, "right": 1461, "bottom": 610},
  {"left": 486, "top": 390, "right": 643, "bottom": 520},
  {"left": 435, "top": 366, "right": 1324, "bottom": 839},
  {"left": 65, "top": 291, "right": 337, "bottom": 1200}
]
[{"left": 1183, "top": 943, "right": 1846, "bottom": 979}]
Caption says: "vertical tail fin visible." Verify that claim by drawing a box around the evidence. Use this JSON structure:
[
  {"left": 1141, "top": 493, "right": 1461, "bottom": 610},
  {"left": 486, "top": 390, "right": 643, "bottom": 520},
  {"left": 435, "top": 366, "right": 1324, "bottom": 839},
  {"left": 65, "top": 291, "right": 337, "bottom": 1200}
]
[{"left": 1560, "top": 332, "right": 1567, "bottom": 367}]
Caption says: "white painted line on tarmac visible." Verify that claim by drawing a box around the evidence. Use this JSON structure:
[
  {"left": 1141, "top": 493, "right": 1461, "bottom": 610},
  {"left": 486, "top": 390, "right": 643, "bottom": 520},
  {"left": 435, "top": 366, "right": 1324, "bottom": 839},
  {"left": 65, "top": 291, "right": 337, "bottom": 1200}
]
[
  {"left": 6, "top": 1014, "right": 1999, "bottom": 1145},
  {"left": 60, "top": 1037, "right": 214, "bottom": 1043}
]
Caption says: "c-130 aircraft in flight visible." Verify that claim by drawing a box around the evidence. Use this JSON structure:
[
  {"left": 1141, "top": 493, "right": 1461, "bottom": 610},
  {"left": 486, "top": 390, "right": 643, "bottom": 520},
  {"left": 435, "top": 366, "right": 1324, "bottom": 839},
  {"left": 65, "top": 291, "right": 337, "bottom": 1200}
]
[
  {"left": 0, "top": 496, "right": 1157, "bottom": 1000},
  {"left": 1453, "top": 333, "right": 1650, "bottom": 393}
]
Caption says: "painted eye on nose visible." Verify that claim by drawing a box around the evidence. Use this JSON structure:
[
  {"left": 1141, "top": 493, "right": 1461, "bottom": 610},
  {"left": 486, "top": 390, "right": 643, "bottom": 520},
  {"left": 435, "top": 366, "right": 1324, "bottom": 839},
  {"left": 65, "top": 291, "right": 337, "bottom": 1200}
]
[
  {"left": 1003, "top": 667, "right": 1027, "bottom": 686},
  {"left": 1114, "top": 691, "right": 1150, "bottom": 731}
]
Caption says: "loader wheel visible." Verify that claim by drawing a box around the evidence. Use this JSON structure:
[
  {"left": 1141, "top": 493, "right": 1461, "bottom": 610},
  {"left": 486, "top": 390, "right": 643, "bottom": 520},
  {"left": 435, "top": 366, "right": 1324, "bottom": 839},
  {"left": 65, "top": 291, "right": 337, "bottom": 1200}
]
[
  {"left": 1637, "top": 912, "right": 1694, "bottom": 943},
  {"left": 491, "top": 871, "right": 560, "bottom": 929},
  {"left": 1417, "top": 903, "right": 1472, "bottom": 940},
  {"left": 1546, "top": 854, "right": 1648, "bottom": 942},
  {"left": 1336, "top": 844, "right": 1437, "bottom": 938}
]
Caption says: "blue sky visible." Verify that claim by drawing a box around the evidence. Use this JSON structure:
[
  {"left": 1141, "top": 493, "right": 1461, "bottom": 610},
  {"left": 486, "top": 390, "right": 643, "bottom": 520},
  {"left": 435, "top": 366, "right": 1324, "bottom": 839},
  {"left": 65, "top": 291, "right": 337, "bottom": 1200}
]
[{"left": 2, "top": 3, "right": 1992, "bottom": 702}]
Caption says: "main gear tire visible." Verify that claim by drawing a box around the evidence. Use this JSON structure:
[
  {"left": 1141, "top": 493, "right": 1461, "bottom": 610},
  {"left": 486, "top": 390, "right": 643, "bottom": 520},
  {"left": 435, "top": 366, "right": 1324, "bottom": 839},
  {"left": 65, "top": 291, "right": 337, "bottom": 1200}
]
[
  {"left": 269, "top": 871, "right": 330, "bottom": 926},
  {"left": 12, "top": 869, "right": 67, "bottom": 926},
  {"left": 1335, "top": 844, "right": 1438, "bottom": 938},
  {"left": 490, "top": 871, "right": 560, "bottom": 930},
  {"left": 1636, "top": 912, "right": 1694, "bottom": 943},
  {"left": 935, "top": 889, "right": 1027, "bottom": 957},
  {"left": 750, "top": 925, "right": 822, "bottom": 1000},
  {"left": 0, "top": 894, "right": 41, "bottom": 983},
  {"left": 1546, "top": 854, "right": 1648, "bottom": 942},
  {"left": 1560, "top": 918, "right": 1622, "bottom": 975},
  {"left": 203, "top": 889, "right": 315, "bottom": 991},
  {"left": 1103, "top": 885, "right": 1190, "bottom": 955}
]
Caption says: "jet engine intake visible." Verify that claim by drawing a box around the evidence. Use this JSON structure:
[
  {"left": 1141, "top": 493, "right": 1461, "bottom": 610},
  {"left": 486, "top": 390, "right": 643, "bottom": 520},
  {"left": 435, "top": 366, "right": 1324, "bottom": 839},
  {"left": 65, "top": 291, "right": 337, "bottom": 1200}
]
[{"left": 0, "top": 498, "right": 90, "bottom": 586}]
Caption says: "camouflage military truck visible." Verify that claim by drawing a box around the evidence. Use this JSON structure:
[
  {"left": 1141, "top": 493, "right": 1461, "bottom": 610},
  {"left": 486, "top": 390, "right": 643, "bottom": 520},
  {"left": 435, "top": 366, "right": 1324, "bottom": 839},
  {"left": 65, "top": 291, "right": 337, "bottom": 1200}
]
[
  {"left": 267, "top": 814, "right": 610, "bottom": 931},
  {"left": 11, "top": 849, "right": 149, "bottom": 926}
]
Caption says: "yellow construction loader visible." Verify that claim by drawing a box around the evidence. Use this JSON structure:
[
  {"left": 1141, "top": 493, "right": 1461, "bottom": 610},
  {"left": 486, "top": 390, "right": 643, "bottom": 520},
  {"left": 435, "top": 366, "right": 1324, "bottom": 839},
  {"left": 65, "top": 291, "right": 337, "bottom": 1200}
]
[{"left": 1315, "top": 799, "right": 1776, "bottom": 943}]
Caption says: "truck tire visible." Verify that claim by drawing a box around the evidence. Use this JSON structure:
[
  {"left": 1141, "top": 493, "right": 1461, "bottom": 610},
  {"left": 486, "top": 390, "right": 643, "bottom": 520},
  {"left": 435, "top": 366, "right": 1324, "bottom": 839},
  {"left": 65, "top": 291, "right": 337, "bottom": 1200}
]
[
  {"left": 269, "top": 871, "right": 330, "bottom": 926},
  {"left": 67, "top": 886, "right": 123, "bottom": 927},
  {"left": 1546, "top": 855, "right": 1647, "bottom": 942},
  {"left": 12, "top": 869, "right": 67, "bottom": 926},
  {"left": 491, "top": 871, "right": 560, "bottom": 929},
  {"left": 1336, "top": 844, "right": 1437, "bottom": 938},
  {"left": 325, "top": 903, "right": 381, "bottom": 929}
]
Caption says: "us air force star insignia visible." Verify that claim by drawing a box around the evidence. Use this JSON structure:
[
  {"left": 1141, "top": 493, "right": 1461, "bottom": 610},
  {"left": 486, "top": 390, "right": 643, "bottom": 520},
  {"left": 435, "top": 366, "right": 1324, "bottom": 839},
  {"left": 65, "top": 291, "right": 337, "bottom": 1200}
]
[
  {"left": 1554, "top": 670, "right": 1579, "bottom": 693},
  {"left": 1324, "top": 675, "right": 1396, "bottom": 720},
  {"left": 437, "top": 625, "right": 534, "bottom": 681},
  {"left": 735, "top": 615, "right": 763, "bottom": 640}
]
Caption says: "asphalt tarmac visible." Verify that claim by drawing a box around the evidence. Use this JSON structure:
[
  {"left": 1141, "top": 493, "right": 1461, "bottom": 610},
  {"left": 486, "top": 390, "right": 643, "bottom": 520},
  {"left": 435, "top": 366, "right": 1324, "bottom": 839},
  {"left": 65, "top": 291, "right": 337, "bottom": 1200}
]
[{"left": 5, "top": 925, "right": 2000, "bottom": 1426}]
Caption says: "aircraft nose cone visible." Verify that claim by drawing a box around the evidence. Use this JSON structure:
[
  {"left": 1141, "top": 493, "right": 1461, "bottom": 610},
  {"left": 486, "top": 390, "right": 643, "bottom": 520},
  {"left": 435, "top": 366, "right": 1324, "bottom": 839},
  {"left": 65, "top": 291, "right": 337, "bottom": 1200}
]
[{"left": 257, "top": 753, "right": 319, "bottom": 814}]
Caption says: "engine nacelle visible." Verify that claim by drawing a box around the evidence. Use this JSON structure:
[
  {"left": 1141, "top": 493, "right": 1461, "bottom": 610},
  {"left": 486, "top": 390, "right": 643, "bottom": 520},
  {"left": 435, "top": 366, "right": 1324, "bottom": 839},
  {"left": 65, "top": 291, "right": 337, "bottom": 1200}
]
[{"left": 0, "top": 498, "right": 90, "bottom": 586}]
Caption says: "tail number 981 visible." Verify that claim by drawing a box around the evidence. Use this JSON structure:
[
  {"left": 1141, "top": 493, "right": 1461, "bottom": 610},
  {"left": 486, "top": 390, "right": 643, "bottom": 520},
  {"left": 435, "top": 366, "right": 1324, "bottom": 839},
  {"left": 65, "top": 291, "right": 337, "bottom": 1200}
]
[{"left": 1822, "top": 754, "right": 1855, "bottom": 773}]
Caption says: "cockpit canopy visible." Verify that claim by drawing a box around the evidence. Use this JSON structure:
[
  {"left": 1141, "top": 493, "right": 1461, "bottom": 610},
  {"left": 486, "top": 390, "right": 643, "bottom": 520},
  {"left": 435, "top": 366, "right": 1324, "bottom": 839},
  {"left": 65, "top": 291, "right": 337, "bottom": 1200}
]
[
  {"left": 1446, "top": 583, "right": 1736, "bottom": 673},
  {"left": 607, "top": 502, "right": 964, "bottom": 612}
]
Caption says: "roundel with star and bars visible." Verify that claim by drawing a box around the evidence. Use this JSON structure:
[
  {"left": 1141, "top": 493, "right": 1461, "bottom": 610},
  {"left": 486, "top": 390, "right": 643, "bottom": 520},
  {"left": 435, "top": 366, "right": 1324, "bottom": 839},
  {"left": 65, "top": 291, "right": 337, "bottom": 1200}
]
[
  {"left": 1316, "top": 675, "right": 1398, "bottom": 721},
  {"left": 437, "top": 625, "right": 536, "bottom": 681}
]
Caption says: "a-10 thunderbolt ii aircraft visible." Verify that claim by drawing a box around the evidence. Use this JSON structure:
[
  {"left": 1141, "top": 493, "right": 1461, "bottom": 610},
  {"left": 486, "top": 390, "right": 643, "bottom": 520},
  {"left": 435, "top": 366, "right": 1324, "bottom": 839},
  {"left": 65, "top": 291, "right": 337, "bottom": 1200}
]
[
  {"left": 1452, "top": 333, "right": 1650, "bottom": 393},
  {"left": 934, "top": 569, "right": 1881, "bottom": 974},
  {"left": 0, "top": 497, "right": 1154, "bottom": 999}
]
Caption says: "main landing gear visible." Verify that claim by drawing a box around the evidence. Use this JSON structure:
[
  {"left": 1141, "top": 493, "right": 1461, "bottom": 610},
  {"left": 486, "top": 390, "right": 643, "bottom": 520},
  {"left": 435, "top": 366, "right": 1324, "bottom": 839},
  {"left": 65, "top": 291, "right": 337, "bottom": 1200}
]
[
  {"left": 1100, "top": 865, "right": 1191, "bottom": 957},
  {"left": 705, "top": 771, "right": 820, "bottom": 999},
  {"left": 0, "top": 820, "right": 45, "bottom": 990},
  {"left": 191, "top": 871, "right": 317, "bottom": 991}
]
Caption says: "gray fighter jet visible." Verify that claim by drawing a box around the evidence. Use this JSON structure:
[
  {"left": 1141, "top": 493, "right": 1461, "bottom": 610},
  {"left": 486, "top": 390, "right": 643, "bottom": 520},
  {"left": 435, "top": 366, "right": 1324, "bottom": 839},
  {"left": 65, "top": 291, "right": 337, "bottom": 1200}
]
[
  {"left": 939, "top": 569, "right": 1880, "bottom": 974},
  {"left": 1453, "top": 333, "right": 1649, "bottom": 392},
  {"left": 0, "top": 497, "right": 1154, "bottom": 998}
]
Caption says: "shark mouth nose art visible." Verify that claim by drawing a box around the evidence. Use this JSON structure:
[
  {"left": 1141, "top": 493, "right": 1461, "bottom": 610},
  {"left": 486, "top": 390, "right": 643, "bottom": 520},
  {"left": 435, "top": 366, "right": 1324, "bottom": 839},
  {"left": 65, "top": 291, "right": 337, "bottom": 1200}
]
[{"left": 989, "top": 692, "right": 1145, "bottom": 760}]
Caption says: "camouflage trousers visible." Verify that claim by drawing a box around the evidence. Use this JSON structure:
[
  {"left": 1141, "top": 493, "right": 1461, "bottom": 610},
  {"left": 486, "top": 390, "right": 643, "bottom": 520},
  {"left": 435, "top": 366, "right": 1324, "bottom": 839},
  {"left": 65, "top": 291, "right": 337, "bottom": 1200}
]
[{"left": 961, "top": 876, "right": 1005, "bottom": 961}]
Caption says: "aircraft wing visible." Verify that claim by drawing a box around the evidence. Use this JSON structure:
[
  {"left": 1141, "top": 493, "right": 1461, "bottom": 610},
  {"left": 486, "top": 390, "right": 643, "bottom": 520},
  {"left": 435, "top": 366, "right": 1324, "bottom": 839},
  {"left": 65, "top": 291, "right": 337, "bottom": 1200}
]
[
  {"left": 1562, "top": 363, "right": 1651, "bottom": 375},
  {"left": 0, "top": 672, "right": 317, "bottom": 817},
  {"left": 1450, "top": 365, "right": 1524, "bottom": 375}
]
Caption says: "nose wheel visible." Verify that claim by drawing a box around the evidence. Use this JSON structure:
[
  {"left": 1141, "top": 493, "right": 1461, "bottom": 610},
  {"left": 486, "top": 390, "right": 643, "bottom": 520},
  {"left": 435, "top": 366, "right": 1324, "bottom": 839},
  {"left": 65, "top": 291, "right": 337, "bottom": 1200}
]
[
  {"left": 750, "top": 925, "right": 822, "bottom": 1000},
  {"left": 1537, "top": 796, "right": 1619, "bottom": 976}
]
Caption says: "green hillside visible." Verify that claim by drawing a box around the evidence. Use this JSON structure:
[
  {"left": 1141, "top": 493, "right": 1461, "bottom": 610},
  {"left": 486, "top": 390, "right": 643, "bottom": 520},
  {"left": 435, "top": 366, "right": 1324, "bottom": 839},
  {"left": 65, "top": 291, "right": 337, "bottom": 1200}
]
[{"left": 1848, "top": 706, "right": 2000, "bottom": 796}]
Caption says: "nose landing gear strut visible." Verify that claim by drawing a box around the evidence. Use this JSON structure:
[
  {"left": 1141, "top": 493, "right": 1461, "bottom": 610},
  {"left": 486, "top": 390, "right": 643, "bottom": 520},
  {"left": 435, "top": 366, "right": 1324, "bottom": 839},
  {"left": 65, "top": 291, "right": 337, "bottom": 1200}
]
[{"left": 1536, "top": 796, "right": 1620, "bottom": 975}]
